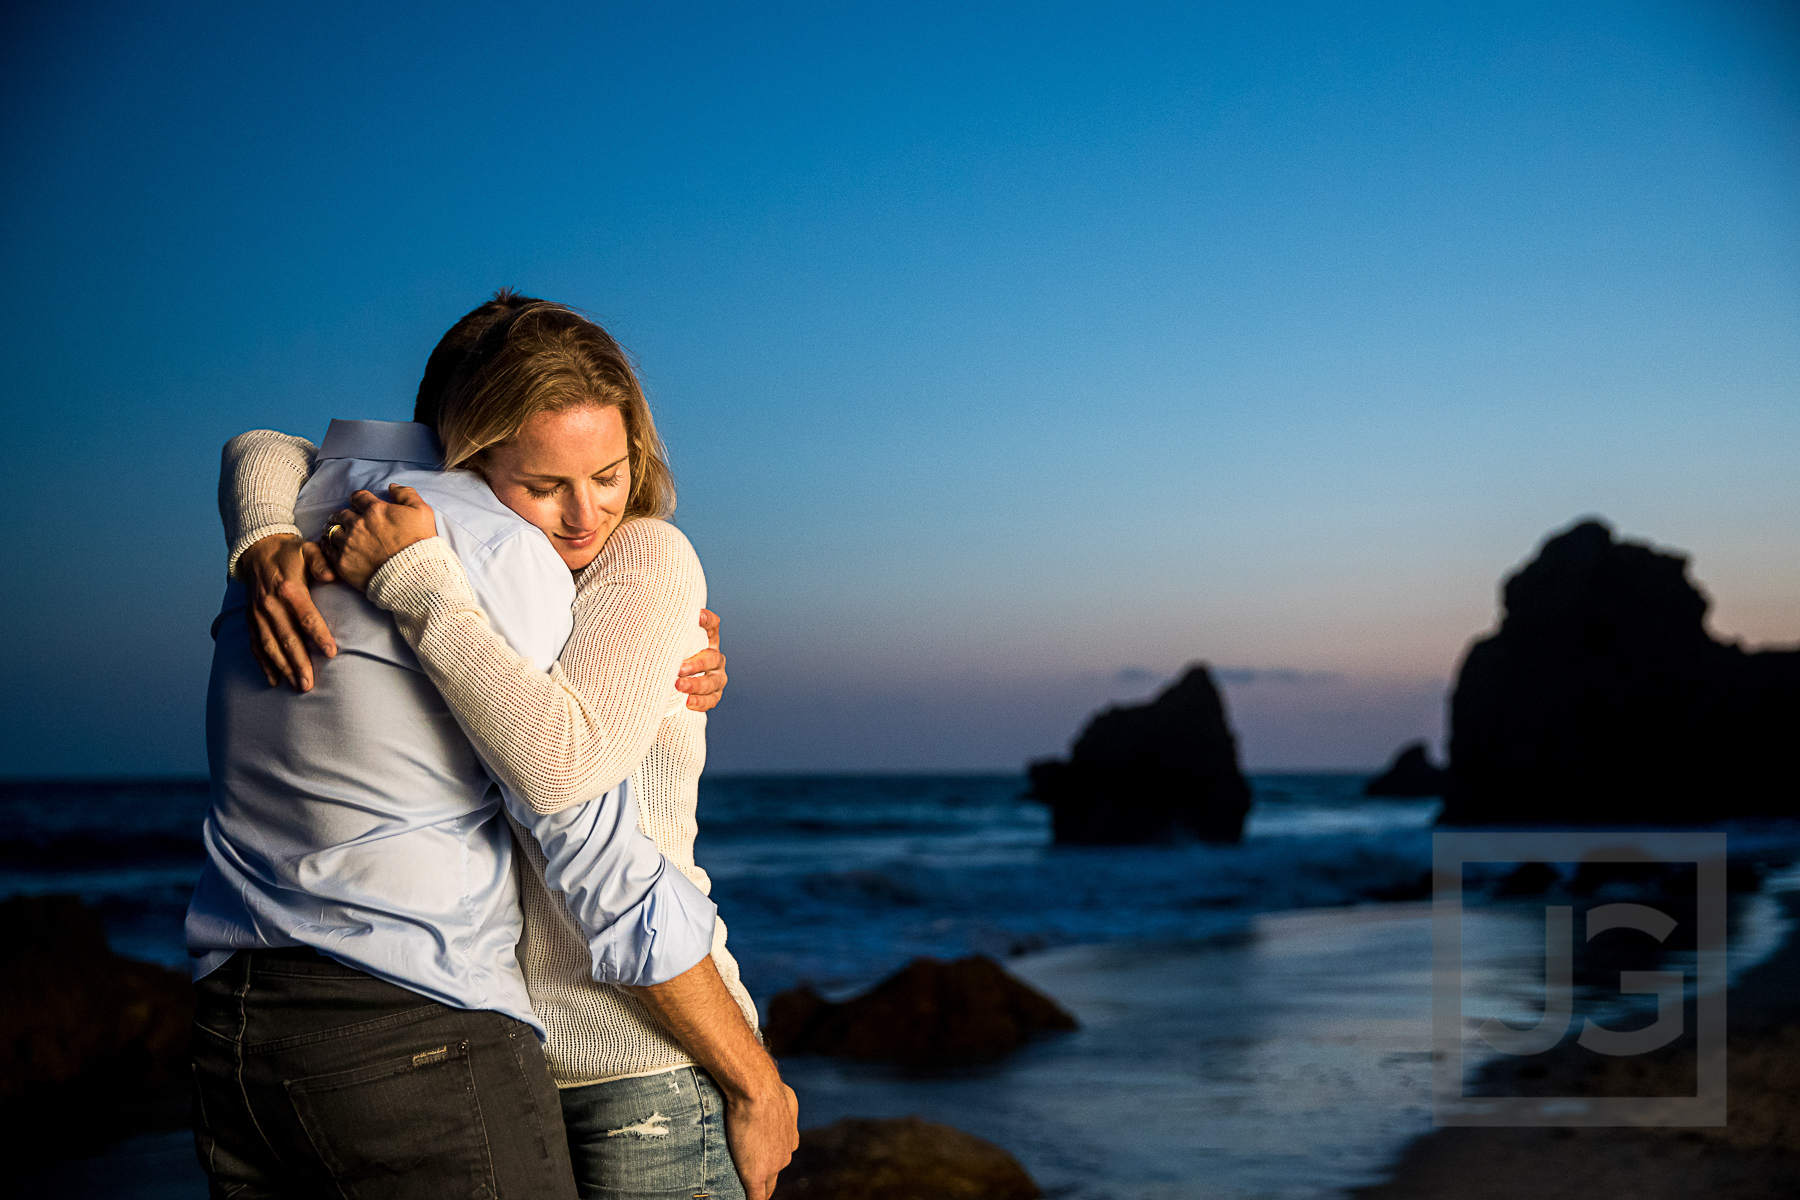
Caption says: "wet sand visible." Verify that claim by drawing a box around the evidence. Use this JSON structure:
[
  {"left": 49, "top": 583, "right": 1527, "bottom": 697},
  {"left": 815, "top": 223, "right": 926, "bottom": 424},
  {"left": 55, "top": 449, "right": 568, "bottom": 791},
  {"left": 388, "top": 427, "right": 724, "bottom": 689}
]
[
  {"left": 30, "top": 892, "right": 1798, "bottom": 1198},
  {"left": 785, "top": 902, "right": 1512, "bottom": 1198},
  {"left": 781, "top": 890, "right": 1798, "bottom": 1199},
  {"left": 1353, "top": 891, "right": 1800, "bottom": 1200}
]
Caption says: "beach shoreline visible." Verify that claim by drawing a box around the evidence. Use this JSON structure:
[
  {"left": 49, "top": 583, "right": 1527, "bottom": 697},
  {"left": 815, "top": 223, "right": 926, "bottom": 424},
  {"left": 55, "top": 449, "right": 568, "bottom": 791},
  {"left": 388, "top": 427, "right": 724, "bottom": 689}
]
[
  {"left": 1354, "top": 891, "right": 1800, "bottom": 1199},
  {"left": 19, "top": 890, "right": 1800, "bottom": 1199},
  {"left": 11, "top": 777, "right": 1800, "bottom": 1198}
]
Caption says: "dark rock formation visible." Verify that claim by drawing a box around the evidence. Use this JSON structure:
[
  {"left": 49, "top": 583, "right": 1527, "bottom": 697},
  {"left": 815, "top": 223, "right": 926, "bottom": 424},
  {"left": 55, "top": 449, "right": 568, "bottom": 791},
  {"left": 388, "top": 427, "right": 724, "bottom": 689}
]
[
  {"left": 1362, "top": 870, "right": 1436, "bottom": 902},
  {"left": 1492, "top": 862, "right": 1560, "bottom": 896},
  {"left": 0, "top": 894, "right": 193, "bottom": 1156},
  {"left": 764, "top": 955, "right": 1077, "bottom": 1064},
  {"left": 1364, "top": 741, "right": 1448, "bottom": 797},
  {"left": 1026, "top": 664, "right": 1252, "bottom": 843},
  {"left": 1441, "top": 518, "right": 1800, "bottom": 825},
  {"left": 774, "top": 1116, "right": 1040, "bottom": 1200}
]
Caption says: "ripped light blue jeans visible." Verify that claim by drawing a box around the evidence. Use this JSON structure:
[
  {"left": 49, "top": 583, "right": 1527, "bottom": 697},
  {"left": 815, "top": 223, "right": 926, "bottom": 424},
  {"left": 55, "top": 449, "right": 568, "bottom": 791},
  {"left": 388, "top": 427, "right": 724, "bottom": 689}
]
[{"left": 560, "top": 1066, "right": 747, "bottom": 1200}]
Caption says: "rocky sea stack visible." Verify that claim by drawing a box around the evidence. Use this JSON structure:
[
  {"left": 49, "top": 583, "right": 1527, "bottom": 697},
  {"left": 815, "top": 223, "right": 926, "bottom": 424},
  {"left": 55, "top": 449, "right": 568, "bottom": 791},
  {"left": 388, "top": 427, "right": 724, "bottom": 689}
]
[
  {"left": 1027, "top": 663, "right": 1252, "bottom": 844},
  {"left": 1364, "top": 742, "right": 1448, "bottom": 797},
  {"left": 1441, "top": 518, "right": 1800, "bottom": 825}
]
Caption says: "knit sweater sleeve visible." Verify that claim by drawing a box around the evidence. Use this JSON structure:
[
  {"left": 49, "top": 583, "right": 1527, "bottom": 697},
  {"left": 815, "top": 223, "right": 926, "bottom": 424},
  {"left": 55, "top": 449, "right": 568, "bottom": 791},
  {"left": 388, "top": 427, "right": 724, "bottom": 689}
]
[
  {"left": 219, "top": 430, "right": 317, "bottom": 578},
  {"left": 365, "top": 517, "right": 706, "bottom": 815}
]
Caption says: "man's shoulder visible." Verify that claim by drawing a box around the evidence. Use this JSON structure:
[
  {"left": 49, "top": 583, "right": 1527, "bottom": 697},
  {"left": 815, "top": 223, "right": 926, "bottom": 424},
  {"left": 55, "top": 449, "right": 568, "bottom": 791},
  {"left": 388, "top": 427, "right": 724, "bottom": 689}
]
[
  {"left": 387, "top": 469, "right": 551, "bottom": 565},
  {"left": 392, "top": 469, "right": 576, "bottom": 663}
]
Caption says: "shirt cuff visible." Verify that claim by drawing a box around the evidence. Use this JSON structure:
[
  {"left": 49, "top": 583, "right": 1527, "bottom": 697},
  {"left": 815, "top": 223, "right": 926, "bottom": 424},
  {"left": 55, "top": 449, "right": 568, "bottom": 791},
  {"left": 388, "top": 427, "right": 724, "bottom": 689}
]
[
  {"left": 588, "top": 861, "right": 719, "bottom": 987},
  {"left": 226, "top": 524, "right": 303, "bottom": 580},
  {"left": 365, "top": 537, "right": 477, "bottom": 619}
]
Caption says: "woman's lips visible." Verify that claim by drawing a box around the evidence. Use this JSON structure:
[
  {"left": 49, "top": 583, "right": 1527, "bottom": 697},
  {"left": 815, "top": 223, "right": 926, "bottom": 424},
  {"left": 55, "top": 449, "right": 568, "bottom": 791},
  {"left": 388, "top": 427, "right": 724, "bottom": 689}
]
[{"left": 557, "top": 530, "right": 599, "bottom": 549}]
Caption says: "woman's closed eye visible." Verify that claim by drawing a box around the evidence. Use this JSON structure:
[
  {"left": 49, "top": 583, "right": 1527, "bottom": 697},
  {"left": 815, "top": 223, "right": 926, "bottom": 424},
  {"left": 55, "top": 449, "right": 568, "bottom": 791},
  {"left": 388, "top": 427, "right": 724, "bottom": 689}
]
[{"left": 522, "top": 472, "right": 620, "bottom": 500}]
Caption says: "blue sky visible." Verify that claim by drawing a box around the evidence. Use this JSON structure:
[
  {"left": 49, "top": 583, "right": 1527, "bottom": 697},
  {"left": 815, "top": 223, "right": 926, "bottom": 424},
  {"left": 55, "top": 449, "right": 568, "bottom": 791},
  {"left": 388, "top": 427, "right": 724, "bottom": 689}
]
[{"left": 2, "top": 1, "right": 1795, "bottom": 774}]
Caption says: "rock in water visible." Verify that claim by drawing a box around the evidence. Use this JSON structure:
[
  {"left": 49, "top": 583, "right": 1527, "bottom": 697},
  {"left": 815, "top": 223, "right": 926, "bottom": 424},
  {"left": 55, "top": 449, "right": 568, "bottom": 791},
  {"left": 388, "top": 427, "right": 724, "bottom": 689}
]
[
  {"left": 1442, "top": 518, "right": 1800, "bottom": 825},
  {"left": 774, "top": 1116, "right": 1040, "bottom": 1200},
  {"left": 0, "top": 894, "right": 193, "bottom": 1156},
  {"left": 1027, "top": 663, "right": 1252, "bottom": 843},
  {"left": 1365, "top": 741, "right": 1448, "bottom": 797},
  {"left": 764, "top": 955, "right": 1077, "bottom": 1064}
]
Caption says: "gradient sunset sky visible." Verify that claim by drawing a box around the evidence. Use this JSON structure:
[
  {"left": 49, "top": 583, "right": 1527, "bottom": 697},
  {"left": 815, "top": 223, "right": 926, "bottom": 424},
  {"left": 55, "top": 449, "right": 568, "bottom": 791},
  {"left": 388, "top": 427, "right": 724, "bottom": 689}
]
[{"left": 3, "top": 1, "right": 1796, "bottom": 775}]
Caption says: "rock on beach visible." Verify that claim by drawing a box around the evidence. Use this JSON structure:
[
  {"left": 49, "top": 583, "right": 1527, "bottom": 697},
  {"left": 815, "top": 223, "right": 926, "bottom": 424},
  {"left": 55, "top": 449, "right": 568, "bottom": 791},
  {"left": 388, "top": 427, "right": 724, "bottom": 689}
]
[
  {"left": 773, "top": 1115, "right": 1040, "bottom": 1200},
  {"left": 764, "top": 955, "right": 1077, "bottom": 1064},
  {"left": 0, "top": 894, "right": 193, "bottom": 1157}
]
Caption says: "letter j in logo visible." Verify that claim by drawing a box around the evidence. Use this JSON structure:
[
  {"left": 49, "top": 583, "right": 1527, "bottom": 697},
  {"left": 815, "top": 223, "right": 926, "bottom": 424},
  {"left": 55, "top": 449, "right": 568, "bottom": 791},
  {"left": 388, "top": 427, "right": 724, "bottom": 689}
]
[{"left": 1480, "top": 903, "right": 1684, "bottom": 1057}]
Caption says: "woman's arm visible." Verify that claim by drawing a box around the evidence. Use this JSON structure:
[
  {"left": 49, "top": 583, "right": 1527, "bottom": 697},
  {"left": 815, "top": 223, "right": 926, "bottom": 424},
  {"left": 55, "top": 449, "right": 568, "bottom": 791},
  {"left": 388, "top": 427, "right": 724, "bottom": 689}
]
[
  {"left": 220, "top": 430, "right": 317, "bottom": 577},
  {"left": 220, "top": 432, "right": 728, "bottom": 703},
  {"left": 218, "top": 430, "right": 340, "bottom": 690},
  {"left": 359, "top": 511, "right": 709, "bottom": 814}
]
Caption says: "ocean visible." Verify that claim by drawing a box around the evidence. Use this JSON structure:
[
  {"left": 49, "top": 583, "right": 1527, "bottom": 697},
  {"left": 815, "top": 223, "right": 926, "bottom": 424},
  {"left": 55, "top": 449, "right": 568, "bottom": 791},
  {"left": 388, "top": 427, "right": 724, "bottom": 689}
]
[
  {"left": 7, "top": 774, "right": 1800, "bottom": 1198},
  {"left": 0, "top": 773, "right": 1445, "bottom": 983}
]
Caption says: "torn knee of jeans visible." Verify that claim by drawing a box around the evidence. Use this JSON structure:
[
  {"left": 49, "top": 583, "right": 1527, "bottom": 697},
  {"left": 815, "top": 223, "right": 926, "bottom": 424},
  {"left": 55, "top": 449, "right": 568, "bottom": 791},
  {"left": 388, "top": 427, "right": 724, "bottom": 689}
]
[{"left": 603, "top": 1111, "right": 672, "bottom": 1139}]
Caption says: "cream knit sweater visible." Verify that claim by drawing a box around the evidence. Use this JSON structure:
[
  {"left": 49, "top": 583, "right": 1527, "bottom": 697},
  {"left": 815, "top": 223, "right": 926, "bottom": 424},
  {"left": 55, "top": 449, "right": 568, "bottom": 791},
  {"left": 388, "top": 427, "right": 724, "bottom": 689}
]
[{"left": 219, "top": 431, "right": 758, "bottom": 1086}]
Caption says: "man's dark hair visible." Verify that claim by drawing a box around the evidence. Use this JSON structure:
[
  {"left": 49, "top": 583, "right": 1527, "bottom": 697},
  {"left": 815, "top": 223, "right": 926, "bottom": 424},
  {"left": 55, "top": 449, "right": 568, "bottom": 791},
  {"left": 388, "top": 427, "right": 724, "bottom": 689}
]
[{"left": 412, "top": 288, "right": 546, "bottom": 429}]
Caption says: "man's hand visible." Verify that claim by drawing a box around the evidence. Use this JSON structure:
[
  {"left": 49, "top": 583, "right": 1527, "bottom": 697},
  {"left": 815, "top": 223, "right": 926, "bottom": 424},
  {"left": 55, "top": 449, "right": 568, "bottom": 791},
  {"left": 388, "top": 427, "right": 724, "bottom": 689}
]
[
  {"left": 238, "top": 533, "right": 338, "bottom": 692},
  {"left": 676, "top": 608, "right": 728, "bottom": 712},
  {"left": 320, "top": 485, "right": 439, "bottom": 591},
  {"left": 724, "top": 1084, "right": 800, "bottom": 1200},
  {"left": 627, "top": 957, "right": 796, "bottom": 1200}
]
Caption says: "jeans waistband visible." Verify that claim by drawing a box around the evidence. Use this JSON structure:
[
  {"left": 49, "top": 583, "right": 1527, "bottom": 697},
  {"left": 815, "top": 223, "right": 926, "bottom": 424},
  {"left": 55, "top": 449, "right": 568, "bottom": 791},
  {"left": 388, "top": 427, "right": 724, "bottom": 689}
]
[
  {"left": 217, "top": 946, "right": 371, "bottom": 979},
  {"left": 253, "top": 946, "right": 330, "bottom": 963}
]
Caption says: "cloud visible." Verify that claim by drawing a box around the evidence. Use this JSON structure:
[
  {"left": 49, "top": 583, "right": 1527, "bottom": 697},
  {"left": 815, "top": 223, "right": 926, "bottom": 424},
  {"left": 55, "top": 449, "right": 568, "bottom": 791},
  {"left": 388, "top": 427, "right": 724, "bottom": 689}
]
[{"left": 1212, "top": 667, "right": 1346, "bottom": 686}]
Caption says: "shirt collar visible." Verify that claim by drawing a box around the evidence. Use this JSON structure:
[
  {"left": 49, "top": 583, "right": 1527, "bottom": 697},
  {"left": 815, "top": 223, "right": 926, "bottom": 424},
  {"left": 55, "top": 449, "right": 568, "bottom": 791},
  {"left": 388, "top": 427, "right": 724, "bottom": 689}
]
[{"left": 317, "top": 419, "right": 443, "bottom": 466}]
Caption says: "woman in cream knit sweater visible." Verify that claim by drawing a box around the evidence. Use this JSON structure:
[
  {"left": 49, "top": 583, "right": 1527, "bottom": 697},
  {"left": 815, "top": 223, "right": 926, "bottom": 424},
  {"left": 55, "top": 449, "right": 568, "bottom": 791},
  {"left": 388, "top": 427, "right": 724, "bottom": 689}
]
[{"left": 223, "top": 295, "right": 793, "bottom": 1199}]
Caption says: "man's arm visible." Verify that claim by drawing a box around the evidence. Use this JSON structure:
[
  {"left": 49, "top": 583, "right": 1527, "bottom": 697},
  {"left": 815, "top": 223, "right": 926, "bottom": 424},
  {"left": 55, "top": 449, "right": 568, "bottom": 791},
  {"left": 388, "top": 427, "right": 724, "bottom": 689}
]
[
  {"left": 507, "top": 779, "right": 721, "bottom": 983},
  {"left": 628, "top": 957, "right": 798, "bottom": 1200}
]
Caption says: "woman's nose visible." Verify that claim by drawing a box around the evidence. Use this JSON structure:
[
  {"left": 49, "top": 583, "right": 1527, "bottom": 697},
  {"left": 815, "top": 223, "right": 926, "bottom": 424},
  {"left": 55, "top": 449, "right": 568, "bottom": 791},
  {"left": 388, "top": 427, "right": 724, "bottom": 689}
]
[{"left": 565, "top": 486, "right": 598, "bottom": 530}]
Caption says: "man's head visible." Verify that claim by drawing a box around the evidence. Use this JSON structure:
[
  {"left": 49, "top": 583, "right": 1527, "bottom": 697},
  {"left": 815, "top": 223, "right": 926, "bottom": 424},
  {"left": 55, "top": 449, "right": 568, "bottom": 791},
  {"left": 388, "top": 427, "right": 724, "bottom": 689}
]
[{"left": 412, "top": 288, "right": 543, "bottom": 431}]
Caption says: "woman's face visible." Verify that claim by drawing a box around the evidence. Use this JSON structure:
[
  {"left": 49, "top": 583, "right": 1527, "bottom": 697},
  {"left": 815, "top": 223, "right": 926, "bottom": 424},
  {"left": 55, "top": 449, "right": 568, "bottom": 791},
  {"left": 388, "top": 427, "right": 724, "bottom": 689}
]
[{"left": 481, "top": 404, "right": 631, "bottom": 572}]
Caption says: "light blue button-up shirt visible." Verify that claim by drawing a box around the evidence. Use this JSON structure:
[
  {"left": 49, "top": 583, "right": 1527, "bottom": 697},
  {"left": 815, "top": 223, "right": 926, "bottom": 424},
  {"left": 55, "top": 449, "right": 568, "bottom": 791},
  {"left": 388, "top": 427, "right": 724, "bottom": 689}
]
[{"left": 186, "top": 420, "right": 716, "bottom": 1034}]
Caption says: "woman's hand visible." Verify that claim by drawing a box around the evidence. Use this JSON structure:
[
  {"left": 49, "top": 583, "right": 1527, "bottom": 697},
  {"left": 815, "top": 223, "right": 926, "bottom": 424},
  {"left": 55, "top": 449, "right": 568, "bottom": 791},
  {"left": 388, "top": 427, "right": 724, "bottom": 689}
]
[
  {"left": 320, "top": 485, "right": 438, "bottom": 591},
  {"left": 238, "top": 533, "right": 338, "bottom": 692},
  {"left": 677, "top": 609, "right": 729, "bottom": 712}
]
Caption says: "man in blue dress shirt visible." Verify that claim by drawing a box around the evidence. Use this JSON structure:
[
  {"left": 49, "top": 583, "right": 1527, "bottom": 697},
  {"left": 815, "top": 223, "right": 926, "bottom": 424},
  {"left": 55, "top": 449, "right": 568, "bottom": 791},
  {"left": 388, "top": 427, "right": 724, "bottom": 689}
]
[{"left": 188, "top": 419, "right": 721, "bottom": 1198}]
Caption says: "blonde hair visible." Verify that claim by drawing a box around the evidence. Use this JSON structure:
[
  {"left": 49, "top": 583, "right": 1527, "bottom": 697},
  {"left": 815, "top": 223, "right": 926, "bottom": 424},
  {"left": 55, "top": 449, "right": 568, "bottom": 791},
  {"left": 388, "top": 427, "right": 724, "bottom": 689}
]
[{"left": 428, "top": 297, "right": 675, "bottom": 521}]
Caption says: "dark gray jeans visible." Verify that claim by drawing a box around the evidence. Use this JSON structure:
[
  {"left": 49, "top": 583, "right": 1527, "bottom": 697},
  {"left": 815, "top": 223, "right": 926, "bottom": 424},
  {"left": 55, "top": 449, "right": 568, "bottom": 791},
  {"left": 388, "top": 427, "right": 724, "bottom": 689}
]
[{"left": 191, "top": 948, "right": 577, "bottom": 1199}]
